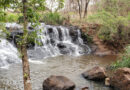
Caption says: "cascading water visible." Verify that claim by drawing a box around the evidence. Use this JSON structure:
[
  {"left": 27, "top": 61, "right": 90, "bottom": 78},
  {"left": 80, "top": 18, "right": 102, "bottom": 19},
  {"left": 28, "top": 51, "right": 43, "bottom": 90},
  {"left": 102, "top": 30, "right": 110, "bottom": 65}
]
[
  {"left": 0, "top": 39, "right": 21, "bottom": 68},
  {"left": 0, "top": 23, "right": 115, "bottom": 90},
  {"left": 0, "top": 23, "right": 91, "bottom": 68},
  {"left": 28, "top": 23, "right": 91, "bottom": 60}
]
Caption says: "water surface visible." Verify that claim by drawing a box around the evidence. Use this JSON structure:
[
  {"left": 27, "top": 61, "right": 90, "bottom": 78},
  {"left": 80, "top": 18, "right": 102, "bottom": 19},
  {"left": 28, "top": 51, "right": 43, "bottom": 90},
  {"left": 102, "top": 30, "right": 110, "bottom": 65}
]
[{"left": 0, "top": 55, "right": 117, "bottom": 90}]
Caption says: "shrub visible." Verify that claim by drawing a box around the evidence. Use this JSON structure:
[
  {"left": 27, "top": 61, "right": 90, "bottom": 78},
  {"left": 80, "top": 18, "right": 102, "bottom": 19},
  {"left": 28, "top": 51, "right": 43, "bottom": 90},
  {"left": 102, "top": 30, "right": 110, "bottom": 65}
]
[
  {"left": 0, "top": 11, "right": 6, "bottom": 22},
  {"left": 6, "top": 13, "right": 20, "bottom": 22},
  {"left": 88, "top": 10, "right": 130, "bottom": 44},
  {"left": 0, "top": 12, "right": 21, "bottom": 22},
  {"left": 111, "top": 46, "right": 130, "bottom": 69},
  {"left": 42, "top": 12, "right": 64, "bottom": 25}
]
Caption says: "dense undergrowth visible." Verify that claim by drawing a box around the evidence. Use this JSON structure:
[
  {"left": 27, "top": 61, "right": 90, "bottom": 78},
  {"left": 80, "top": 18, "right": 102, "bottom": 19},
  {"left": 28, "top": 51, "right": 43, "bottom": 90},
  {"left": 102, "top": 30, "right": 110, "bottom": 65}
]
[
  {"left": 0, "top": 11, "right": 21, "bottom": 22},
  {"left": 87, "top": 11, "right": 130, "bottom": 47},
  {"left": 42, "top": 12, "right": 64, "bottom": 25},
  {"left": 87, "top": 0, "right": 130, "bottom": 48},
  {"left": 85, "top": 0, "right": 130, "bottom": 69},
  {"left": 0, "top": 11, "right": 65, "bottom": 25},
  {"left": 111, "top": 46, "right": 130, "bottom": 69}
]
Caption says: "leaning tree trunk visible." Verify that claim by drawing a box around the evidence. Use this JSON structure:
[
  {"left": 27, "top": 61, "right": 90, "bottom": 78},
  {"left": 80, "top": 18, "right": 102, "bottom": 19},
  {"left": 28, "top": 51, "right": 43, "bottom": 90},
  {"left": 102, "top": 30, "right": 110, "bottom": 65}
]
[
  {"left": 21, "top": 0, "right": 32, "bottom": 90},
  {"left": 83, "top": 0, "right": 90, "bottom": 18}
]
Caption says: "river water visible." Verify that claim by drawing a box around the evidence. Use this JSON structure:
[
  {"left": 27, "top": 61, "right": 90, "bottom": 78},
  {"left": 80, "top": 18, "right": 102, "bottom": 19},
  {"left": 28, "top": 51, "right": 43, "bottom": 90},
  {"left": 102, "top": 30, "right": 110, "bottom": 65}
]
[
  {"left": 0, "top": 55, "right": 117, "bottom": 90},
  {"left": 0, "top": 23, "right": 117, "bottom": 90}
]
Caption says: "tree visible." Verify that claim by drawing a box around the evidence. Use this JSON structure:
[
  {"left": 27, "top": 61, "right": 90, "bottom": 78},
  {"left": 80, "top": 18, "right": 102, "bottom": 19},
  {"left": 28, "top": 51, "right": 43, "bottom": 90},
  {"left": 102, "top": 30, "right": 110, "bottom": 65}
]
[
  {"left": 0, "top": 0, "right": 46, "bottom": 90},
  {"left": 21, "top": 0, "right": 32, "bottom": 90},
  {"left": 77, "top": 0, "right": 82, "bottom": 18},
  {"left": 84, "top": 0, "right": 90, "bottom": 18},
  {"left": 75, "top": 0, "right": 90, "bottom": 18}
]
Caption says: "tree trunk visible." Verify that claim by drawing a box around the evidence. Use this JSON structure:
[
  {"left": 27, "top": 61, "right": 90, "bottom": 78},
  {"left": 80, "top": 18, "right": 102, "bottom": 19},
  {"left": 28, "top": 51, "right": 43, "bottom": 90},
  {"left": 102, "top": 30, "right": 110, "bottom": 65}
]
[
  {"left": 77, "top": 0, "right": 81, "bottom": 19},
  {"left": 22, "top": 0, "right": 32, "bottom": 90},
  {"left": 81, "top": 0, "right": 83, "bottom": 16},
  {"left": 83, "top": 0, "right": 90, "bottom": 18},
  {"left": 21, "top": 45, "right": 32, "bottom": 90}
]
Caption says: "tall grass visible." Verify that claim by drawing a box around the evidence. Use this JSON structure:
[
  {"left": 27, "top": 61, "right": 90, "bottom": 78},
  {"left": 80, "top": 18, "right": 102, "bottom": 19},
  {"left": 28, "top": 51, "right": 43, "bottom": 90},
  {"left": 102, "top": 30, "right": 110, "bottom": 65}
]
[{"left": 42, "top": 12, "right": 64, "bottom": 25}]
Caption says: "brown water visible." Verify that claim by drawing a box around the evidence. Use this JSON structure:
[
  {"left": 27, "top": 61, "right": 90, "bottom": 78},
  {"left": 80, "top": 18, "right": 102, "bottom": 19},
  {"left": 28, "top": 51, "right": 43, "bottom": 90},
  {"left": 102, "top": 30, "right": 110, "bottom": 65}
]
[{"left": 0, "top": 55, "right": 117, "bottom": 90}]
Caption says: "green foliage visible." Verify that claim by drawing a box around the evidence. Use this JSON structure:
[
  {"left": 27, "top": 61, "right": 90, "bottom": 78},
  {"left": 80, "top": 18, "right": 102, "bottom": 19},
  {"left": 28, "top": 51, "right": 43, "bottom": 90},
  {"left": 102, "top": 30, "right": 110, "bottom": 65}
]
[
  {"left": 88, "top": 0, "right": 130, "bottom": 43},
  {"left": 0, "top": 0, "right": 13, "bottom": 8},
  {"left": 27, "top": 8, "right": 40, "bottom": 22},
  {"left": 0, "top": 23, "right": 10, "bottom": 38},
  {"left": 0, "top": 12, "right": 21, "bottom": 22},
  {"left": 24, "top": 73, "right": 28, "bottom": 78},
  {"left": 18, "top": 8, "right": 41, "bottom": 23},
  {"left": 88, "top": 10, "right": 130, "bottom": 42},
  {"left": 6, "top": 13, "right": 21, "bottom": 22},
  {"left": 0, "top": 11, "right": 6, "bottom": 22},
  {"left": 28, "top": 0, "right": 46, "bottom": 11},
  {"left": 85, "top": 33, "right": 93, "bottom": 43},
  {"left": 55, "top": 0, "right": 64, "bottom": 12},
  {"left": 42, "top": 12, "right": 64, "bottom": 25},
  {"left": 111, "top": 46, "right": 130, "bottom": 69}
]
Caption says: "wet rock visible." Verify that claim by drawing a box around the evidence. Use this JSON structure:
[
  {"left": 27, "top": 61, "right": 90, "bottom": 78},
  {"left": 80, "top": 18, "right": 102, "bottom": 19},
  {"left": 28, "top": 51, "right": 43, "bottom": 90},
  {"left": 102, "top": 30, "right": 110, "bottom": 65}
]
[
  {"left": 48, "top": 28, "right": 53, "bottom": 33},
  {"left": 57, "top": 27, "right": 62, "bottom": 41},
  {"left": 82, "top": 66, "right": 107, "bottom": 81},
  {"left": 28, "top": 26, "right": 34, "bottom": 30},
  {"left": 57, "top": 43, "right": 66, "bottom": 49},
  {"left": 94, "top": 51, "right": 112, "bottom": 57},
  {"left": 90, "top": 45, "right": 98, "bottom": 53},
  {"left": 68, "top": 26, "right": 79, "bottom": 43},
  {"left": 57, "top": 43, "right": 76, "bottom": 54},
  {"left": 81, "top": 87, "right": 89, "bottom": 90},
  {"left": 6, "top": 26, "right": 22, "bottom": 31},
  {"left": 43, "top": 75, "right": 75, "bottom": 90},
  {"left": 110, "top": 68, "right": 130, "bottom": 90}
]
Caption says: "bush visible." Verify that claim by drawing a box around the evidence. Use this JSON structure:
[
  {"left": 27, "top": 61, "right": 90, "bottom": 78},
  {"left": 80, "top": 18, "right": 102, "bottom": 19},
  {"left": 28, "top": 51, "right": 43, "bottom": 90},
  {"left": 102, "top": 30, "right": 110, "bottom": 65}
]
[
  {"left": 6, "top": 13, "right": 20, "bottom": 22},
  {"left": 111, "top": 46, "right": 130, "bottom": 69},
  {"left": 42, "top": 12, "right": 64, "bottom": 25},
  {"left": 0, "top": 12, "right": 21, "bottom": 22},
  {"left": 88, "top": 10, "right": 130, "bottom": 44},
  {"left": 0, "top": 11, "right": 6, "bottom": 22}
]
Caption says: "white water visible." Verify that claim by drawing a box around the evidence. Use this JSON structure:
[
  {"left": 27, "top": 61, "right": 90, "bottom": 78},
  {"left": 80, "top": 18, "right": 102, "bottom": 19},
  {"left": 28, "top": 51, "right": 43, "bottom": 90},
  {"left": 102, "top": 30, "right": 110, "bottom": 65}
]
[
  {"left": 0, "top": 39, "right": 21, "bottom": 68},
  {"left": 28, "top": 23, "right": 91, "bottom": 59},
  {"left": 0, "top": 23, "right": 91, "bottom": 68}
]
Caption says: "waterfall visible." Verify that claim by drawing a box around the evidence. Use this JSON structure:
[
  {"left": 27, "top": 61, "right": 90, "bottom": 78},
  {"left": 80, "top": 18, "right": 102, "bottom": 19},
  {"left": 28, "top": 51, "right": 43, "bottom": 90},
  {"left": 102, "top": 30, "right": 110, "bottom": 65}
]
[
  {"left": 0, "top": 23, "right": 91, "bottom": 68},
  {"left": 28, "top": 23, "right": 91, "bottom": 59},
  {"left": 0, "top": 39, "right": 21, "bottom": 68}
]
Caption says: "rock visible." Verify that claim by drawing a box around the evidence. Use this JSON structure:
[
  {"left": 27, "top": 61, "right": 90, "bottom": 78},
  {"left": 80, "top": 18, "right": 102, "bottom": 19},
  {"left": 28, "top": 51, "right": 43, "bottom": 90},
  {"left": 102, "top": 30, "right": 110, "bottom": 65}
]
[
  {"left": 95, "top": 51, "right": 112, "bottom": 57},
  {"left": 57, "top": 43, "right": 66, "bottom": 49},
  {"left": 82, "top": 66, "right": 107, "bottom": 81},
  {"left": 90, "top": 45, "right": 98, "bottom": 53},
  {"left": 81, "top": 87, "right": 89, "bottom": 90},
  {"left": 105, "top": 78, "right": 110, "bottom": 86},
  {"left": 48, "top": 28, "right": 53, "bottom": 33},
  {"left": 28, "top": 26, "right": 34, "bottom": 30},
  {"left": 43, "top": 75, "right": 75, "bottom": 90},
  {"left": 110, "top": 68, "right": 130, "bottom": 90}
]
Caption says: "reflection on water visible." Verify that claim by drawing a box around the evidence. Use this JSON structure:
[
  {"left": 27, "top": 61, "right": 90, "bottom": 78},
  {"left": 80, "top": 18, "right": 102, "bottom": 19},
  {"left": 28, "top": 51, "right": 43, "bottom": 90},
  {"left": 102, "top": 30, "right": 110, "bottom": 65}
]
[{"left": 0, "top": 55, "right": 117, "bottom": 90}]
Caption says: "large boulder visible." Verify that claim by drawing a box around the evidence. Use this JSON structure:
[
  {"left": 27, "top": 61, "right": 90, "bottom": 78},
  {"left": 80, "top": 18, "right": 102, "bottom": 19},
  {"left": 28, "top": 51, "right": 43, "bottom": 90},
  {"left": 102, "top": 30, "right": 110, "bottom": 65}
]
[
  {"left": 82, "top": 66, "right": 107, "bottom": 81},
  {"left": 110, "top": 68, "right": 130, "bottom": 90},
  {"left": 43, "top": 75, "right": 75, "bottom": 90}
]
